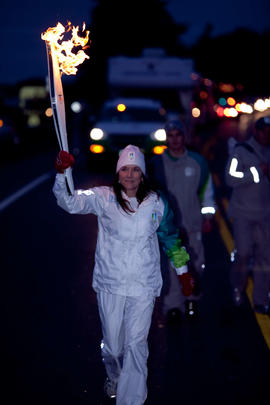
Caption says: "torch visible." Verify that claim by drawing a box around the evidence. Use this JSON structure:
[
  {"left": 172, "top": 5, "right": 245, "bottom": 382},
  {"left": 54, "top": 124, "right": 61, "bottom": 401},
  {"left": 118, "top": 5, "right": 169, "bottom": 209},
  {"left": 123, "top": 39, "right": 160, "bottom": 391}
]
[{"left": 41, "top": 22, "right": 90, "bottom": 195}]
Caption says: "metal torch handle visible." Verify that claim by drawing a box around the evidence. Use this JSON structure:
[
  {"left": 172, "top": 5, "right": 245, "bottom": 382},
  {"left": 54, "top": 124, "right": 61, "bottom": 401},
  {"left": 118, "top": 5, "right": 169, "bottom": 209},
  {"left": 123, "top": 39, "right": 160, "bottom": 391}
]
[{"left": 46, "top": 41, "right": 74, "bottom": 195}]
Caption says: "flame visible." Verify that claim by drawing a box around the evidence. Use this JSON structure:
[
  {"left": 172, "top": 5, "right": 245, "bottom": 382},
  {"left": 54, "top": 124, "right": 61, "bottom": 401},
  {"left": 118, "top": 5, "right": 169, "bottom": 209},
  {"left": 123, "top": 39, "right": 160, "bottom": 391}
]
[{"left": 41, "top": 21, "right": 90, "bottom": 75}]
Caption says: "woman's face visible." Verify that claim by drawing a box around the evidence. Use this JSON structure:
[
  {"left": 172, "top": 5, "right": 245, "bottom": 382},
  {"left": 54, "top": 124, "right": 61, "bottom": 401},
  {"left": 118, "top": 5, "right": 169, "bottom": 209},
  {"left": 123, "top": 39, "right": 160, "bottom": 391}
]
[{"left": 118, "top": 165, "right": 143, "bottom": 196}]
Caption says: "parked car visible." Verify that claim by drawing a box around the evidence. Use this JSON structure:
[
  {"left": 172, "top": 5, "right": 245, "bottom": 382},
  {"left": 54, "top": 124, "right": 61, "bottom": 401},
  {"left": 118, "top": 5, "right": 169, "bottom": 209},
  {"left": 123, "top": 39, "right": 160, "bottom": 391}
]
[{"left": 88, "top": 98, "right": 167, "bottom": 166}]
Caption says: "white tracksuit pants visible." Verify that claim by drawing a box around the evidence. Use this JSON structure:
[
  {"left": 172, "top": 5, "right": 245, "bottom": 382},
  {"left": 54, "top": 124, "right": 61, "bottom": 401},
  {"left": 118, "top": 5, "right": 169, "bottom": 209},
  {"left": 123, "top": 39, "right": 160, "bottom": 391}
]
[{"left": 97, "top": 291, "right": 155, "bottom": 405}]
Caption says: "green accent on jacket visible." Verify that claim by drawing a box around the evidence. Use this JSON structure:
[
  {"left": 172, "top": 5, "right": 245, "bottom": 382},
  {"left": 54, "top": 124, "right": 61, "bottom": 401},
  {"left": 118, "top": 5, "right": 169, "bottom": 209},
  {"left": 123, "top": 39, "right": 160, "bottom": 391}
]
[
  {"left": 166, "top": 239, "right": 190, "bottom": 268},
  {"left": 157, "top": 191, "right": 190, "bottom": 267}
]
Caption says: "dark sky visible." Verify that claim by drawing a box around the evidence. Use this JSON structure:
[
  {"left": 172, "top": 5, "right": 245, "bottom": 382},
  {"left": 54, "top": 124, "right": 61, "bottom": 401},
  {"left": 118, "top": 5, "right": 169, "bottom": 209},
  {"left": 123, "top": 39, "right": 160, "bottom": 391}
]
[
  {"left": 168, "top": 0, "right": 270, "bottom": 45},
  {"left": 0, "top": 0, "right": 269, "bottom": 85}
]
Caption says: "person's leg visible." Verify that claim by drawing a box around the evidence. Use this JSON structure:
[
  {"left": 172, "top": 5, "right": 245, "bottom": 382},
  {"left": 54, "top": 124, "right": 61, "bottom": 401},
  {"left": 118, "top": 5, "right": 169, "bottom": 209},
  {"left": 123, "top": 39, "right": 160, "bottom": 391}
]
[
  {"left": 188, "top": 230, "right": 205, "bottom": 277},
  {"left": 252, "top": 221, "right": 270, "bottom": 310},
  {"left": 180, "top": 231, "right": 205, "bottom": 317},
  {"left": 97, "top": 292, "right": 125, "bottom": 385},
  {"left": 116, "top": 294, "right": 155, "bottom": 405},
  {"left": 162, "top": 259, "right": 185, "bottom": 314},
  {"left": 230, "top": 217, "right": 253, "bottom": 304}
]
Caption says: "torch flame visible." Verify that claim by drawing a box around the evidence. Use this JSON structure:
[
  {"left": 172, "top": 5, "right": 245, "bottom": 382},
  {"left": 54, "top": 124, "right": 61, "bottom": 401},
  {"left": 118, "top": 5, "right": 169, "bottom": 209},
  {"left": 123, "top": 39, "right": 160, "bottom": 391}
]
[{"left": 41, "top": 21, "right": 90, "bottom": 75}]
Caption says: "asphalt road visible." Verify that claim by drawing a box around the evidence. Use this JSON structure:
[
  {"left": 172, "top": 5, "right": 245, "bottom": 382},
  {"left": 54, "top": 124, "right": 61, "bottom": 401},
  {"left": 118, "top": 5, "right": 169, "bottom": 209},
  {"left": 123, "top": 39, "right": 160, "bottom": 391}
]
[{"left": 1, "top": 134, "right": 270, "bottom": 405}]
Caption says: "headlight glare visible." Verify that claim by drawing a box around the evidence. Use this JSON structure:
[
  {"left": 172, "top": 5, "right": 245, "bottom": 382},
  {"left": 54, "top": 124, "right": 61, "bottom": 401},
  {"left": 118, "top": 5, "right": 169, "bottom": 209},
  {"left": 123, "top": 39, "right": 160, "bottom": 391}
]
[
  {"left": 90, "top": 128, "right": 104, "bottom": 140},
  {"left": 154, "top": 129, "right": 166, "bottom": 141}
]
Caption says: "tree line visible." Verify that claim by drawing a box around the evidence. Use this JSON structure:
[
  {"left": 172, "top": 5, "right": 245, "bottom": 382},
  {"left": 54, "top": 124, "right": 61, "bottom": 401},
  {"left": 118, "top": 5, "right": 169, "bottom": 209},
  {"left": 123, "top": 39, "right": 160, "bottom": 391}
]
[{"left": 75, "top": 0, "right": 270, "bottom": 105}]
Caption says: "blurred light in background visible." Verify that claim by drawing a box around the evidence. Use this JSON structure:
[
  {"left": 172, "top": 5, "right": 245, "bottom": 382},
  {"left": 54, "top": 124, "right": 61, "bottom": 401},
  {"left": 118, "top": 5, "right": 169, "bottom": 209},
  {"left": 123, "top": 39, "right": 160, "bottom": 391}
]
[
  {"left": 203, "top": 78, "right": 212, "bottom": 87},
  {"left": 215, "top": 99, "right": 259, "bottom": 118},
  {"left": 254, "top": 99, "right": 267, "bottom": 112},
  {"left": 192, "top": 107, "right": 201, "bottom": 118},
  {"left": 238, "top": 103, "right": 253, "bottom": 114},
  {"left": 191, "top": 73, "right": 199, "bottom": 81},
  {"left": 71, "top": 101, "right": 82, "bottom": 113},
  {"left": 227, "top": 97, "right": 236, "bottom": 106},
  {"left": 152, "top": 145, "right": 167, "bottom": 155},
  {"left": 265, "top": 99, "right": 270, "bottom": 108},
  {"left": 159, "top": 107, "right": 167, "bottom": 116},
  {"left": 224, "top": 107, "right": 238, "bottom": 118},
  {"left": 117, "top": 103, "right": 126, "bottom": 112},
  {"left": 45, "top": 107, "right": 53, "bottom": 117},
  {"left": 218, "top": 97, "right": 227, "bottom": 106},
  {"left": 219, "top": 83, "right": 235, "bottom": 92},
  {"left": 90, "top": 128, "right": 104, "bottom": 140},
  {"left": 235, "top": 103, "right": 241, "bottom": 112},
  {"left": 28, "top": 114, "right": 40, "bottom": 128},
  {"left": 153, "top": 129, "right": 166, "bottom": 141},
  {"left": 90, "top": 144, "right": 104, "bottom": 154},
  {"left": 200, "top": 90, "right": 208, "bottom": 100},
  {"left": 215, "top": 106, "right": 224, "bottom": 117}
]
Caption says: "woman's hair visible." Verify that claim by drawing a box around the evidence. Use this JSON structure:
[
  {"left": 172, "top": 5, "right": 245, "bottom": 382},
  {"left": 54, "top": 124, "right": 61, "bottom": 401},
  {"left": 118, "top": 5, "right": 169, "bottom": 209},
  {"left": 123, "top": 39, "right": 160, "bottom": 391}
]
[{"left": 112, "top": 173, "right": 158, "bottom": 213}]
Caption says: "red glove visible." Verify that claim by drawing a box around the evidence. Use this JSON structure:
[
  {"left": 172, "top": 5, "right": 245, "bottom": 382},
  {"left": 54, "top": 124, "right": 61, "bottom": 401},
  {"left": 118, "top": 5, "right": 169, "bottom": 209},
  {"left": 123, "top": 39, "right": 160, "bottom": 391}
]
[
  {"left": 178, "top": 272, "right": 195, "bottom": 297},
  {"left": 55, "top": 151, "right": 75, "bottom": 173}
]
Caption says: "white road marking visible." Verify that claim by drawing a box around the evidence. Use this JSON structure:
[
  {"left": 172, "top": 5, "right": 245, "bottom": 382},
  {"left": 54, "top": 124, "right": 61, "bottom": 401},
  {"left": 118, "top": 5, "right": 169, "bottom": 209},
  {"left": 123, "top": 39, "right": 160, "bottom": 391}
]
[{"left": 0, "top": 171, "right": 54, "bottom": 212}]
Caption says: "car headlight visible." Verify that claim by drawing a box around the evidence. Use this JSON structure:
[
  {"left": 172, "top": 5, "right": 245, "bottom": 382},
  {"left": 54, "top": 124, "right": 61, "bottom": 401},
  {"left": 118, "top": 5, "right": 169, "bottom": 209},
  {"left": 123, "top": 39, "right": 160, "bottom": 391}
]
[
  {"left": 153, "top": 129, "right": 166, "bottom": 141},
  {"left": 90, "top": 128, "right": 104, "bottom": 140}
]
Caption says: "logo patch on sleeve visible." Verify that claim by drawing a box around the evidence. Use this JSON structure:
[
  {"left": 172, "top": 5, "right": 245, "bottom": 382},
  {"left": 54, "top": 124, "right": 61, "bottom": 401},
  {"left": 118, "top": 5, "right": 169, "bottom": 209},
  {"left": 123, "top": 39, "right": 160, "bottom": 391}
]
[
  {"left": 152, "top": 212, "right": 157, "bottom": 222},
  {"left": 109, "top": 194, "right": 117, "bottom": 202}
]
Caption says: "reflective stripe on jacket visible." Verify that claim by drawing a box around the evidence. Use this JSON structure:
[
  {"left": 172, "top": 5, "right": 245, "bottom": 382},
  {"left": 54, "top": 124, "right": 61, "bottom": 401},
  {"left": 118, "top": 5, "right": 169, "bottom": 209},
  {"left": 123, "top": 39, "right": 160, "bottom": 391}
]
[{"left": 225, "top": 136, "right": 270, "bottom": 219}]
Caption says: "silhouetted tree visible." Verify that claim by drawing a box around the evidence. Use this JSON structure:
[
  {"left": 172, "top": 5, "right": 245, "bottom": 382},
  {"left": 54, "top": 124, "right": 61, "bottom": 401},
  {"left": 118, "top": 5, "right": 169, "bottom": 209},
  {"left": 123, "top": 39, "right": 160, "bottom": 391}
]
[
  {"left": 77, "top": 0, "right": 187, "bottom": 107},
  {"left": 193, "top": 27, "right": 270, "bottom": 95}
]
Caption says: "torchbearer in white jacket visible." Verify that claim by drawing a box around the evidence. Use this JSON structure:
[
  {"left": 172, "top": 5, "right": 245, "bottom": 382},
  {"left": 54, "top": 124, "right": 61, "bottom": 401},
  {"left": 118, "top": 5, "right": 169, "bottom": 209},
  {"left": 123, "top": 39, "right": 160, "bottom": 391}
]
[{"left": 53, "top": 145, "right": 193, "bottom": 405}]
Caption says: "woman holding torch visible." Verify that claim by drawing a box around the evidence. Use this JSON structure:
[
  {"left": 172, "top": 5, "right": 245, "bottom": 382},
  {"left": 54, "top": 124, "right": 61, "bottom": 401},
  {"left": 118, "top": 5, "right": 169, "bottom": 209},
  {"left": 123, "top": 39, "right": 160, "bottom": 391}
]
[{"left": 53, "top": 144, "right": 193, "bottom": 405}]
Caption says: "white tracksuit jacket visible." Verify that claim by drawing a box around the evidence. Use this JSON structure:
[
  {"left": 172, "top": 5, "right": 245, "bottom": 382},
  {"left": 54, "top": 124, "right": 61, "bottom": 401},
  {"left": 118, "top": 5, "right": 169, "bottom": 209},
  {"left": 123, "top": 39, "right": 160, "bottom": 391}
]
[{"left": 53, "top": 173, "right": 189, "bottom": 298}]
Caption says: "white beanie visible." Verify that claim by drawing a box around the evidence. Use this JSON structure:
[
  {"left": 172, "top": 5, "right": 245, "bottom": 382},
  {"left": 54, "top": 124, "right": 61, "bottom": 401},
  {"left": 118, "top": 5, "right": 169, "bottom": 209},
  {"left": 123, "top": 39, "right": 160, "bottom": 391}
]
[{"left": 116, "top": 145, "right": 146, "bottom": 174}]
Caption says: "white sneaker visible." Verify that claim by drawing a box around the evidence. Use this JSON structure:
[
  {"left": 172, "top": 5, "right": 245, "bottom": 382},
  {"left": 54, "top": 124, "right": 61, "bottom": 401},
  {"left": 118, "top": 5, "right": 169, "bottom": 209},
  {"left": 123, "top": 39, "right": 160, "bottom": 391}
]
[{"left": 104, "top": 378, "right": 117, "bottom": 398}]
